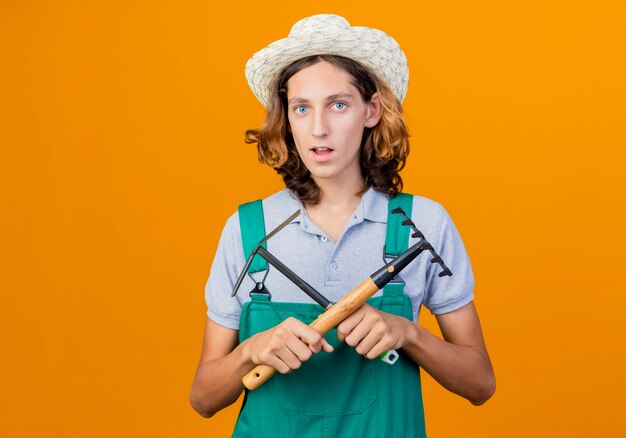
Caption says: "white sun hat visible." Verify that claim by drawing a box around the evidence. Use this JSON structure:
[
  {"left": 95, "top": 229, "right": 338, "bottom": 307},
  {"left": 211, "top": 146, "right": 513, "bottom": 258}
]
[{"left": 245, "top": 14, "right": 409, "bottom": 109}]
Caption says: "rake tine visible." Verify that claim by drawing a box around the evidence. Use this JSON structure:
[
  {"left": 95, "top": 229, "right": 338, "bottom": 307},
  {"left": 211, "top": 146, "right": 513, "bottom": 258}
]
[
  {"left": 392, "top": 206, "right": 453, "bottom": 277},
  {"left": 438, "top": 268, "right": 452, "bottom": 277}
]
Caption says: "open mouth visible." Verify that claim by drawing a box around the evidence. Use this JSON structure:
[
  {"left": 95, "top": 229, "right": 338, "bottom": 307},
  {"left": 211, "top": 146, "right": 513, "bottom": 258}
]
[{"left": 311, "top": 147, "right": 334, "bottom": 154}]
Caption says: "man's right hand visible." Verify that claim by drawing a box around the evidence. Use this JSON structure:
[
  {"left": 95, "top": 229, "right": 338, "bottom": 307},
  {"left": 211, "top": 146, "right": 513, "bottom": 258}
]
[{"left": 243, "top": 317, "right": 334, "bottom": 374}]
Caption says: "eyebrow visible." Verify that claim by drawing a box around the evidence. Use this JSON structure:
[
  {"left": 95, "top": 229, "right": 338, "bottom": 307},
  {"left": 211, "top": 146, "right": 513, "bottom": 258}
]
[{"left": 288, "top": 93, "right": 355, "bottom": 104}]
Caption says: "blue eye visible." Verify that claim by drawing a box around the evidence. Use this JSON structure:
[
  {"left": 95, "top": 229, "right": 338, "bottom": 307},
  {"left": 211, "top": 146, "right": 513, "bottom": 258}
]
[
  {"left": 295, "top": 106, "right": 307, "bottom": 114},
  {"left": 333, "top": 102, "right": 346, "bottom": 110}
]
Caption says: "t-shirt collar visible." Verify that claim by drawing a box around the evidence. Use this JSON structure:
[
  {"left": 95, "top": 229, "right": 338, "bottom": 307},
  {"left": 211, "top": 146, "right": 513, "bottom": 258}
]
[{"left": 285, "top": 186, "right": 388, "bottom": 225}]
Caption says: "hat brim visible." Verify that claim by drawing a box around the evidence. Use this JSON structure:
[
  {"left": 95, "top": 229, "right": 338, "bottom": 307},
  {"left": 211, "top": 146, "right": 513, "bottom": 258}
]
[{"left": 245, "top": 16, "right": 408, "bottom": 108}]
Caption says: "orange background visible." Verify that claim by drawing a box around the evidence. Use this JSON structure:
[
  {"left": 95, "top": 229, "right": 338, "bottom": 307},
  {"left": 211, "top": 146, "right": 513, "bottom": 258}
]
[{"left": 1, "top": 1, "right": 625, "bottom": 436}]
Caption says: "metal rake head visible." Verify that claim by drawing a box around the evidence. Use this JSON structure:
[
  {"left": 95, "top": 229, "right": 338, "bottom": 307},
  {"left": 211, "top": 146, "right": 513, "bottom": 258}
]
[{"left": 391, "top": 207, "right": 452, "bottom": 277}]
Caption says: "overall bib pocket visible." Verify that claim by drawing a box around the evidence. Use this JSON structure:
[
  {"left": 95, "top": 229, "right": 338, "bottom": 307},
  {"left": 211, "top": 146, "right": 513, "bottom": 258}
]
[{"left": 271, "top": 326, "right": 378, "bottom": 416}]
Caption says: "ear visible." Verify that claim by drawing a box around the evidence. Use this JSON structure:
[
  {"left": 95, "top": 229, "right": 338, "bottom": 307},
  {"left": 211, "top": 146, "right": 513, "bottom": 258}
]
[{"left": 364, "top": 92, "right": 383, "bottom": 128}]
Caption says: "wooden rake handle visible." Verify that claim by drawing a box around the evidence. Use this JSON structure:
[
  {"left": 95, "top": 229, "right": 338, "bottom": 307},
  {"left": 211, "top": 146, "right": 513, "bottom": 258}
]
[{"left": 242, "top": 277, "right": 381, "bottom": 390}]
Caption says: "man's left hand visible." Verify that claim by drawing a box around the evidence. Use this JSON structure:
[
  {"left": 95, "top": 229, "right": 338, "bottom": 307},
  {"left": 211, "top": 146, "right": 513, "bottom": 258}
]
[{"left": 336, "top": 304, "right": 413, "bottom": 359}]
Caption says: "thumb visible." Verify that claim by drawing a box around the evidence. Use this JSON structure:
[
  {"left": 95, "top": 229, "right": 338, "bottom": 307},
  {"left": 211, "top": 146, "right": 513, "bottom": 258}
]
[{"left": 321, "top": 337, "right": 334, "bottom": 353}]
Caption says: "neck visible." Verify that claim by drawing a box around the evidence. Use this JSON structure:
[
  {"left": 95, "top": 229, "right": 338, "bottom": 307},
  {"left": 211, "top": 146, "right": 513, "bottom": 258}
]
[{"left": 310, "top": 175, "right": 368, "bottom": 212}]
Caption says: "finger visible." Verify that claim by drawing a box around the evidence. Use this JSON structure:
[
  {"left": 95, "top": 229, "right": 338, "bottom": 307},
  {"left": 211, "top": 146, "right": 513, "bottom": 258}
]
[
  {"left": 336, "top": 306, "right": 367, "bottom": 342},
  {"left": 321, "top": 338, "right": 334, "bottom": 353},
  {"left": 348, "top": 332, "right": 380, "bottom": 356},
  {"left": 288, "top": 322, "right": 325, "bottom": 350},
  {"left": 272, "top": 358, "right": 292, "bottom": 374},
  {"left": 304, "top": 333, "right": 331, "bottom": 354},
  {"left": 366, "top": 338, "right": 394, "bottom": 360},
  {"left": 285, "top": 336, "right": 313, "bottom": 362},
  {"left": 343, "top": 316, "right": 379, "bottom": 348},
  {"left": 276, "top": 345, "right": 302, "bottom": 372},
  {"left": 258, "top": 351, "right": 291, "bottom": 374}
]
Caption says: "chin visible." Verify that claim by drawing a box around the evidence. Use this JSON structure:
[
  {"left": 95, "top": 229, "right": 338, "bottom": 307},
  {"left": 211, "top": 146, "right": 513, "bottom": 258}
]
[{"left": 309, "top": 171, "right": 338, "bottom": 181}]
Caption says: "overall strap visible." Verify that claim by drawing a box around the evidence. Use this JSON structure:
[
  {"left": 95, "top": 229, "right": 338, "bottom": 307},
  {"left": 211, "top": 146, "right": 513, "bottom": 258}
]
[
  {"left": 385, "top": 192, "right": 413, "bottom": 256},
  {"left": 238, "top": 200, "right": 268, "bottom": 274},
  {"left": 383, "top": 193, "right": 413, "bottom": 296}
]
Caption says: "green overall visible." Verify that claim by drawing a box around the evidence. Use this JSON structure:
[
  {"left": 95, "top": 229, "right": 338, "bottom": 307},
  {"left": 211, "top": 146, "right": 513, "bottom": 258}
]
[{"left": 233, "top": 194, "right": 427, "bottom": 438}]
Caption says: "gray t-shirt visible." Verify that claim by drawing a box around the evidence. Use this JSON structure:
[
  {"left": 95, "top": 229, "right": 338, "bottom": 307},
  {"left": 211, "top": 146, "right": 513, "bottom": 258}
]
[{"left": 205, "top": 187, "right": 475, "bottom": 330}]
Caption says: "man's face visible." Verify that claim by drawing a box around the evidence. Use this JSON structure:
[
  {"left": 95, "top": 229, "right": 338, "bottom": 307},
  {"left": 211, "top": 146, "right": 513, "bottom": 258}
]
[{"left": 286, "top": 61, "right": 380, "bottom": 187}]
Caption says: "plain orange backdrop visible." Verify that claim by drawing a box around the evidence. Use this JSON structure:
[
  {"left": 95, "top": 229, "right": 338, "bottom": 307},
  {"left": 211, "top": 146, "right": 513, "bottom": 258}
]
[{"left": 1, "top": 1, "right": 625, "bottom": 437}]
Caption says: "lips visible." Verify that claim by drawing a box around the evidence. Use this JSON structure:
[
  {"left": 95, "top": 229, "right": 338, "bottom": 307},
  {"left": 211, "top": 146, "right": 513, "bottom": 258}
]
[
  {"left": 310, "top": 146, "right": 334, "bottom": 162},
  {"left": 311, "top": 146, "right": 334, "bottom": 153}
]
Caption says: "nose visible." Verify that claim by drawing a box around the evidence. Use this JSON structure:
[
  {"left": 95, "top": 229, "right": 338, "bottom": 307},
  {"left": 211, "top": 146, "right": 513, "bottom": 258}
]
[{"left": 311, "top": 109, "right": 329, "bottom": 138}]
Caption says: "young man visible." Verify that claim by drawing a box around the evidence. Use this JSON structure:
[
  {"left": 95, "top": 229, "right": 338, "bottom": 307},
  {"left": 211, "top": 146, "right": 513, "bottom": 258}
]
[{"left": 190, "top": 14, "right": 495, "bottom": 437}]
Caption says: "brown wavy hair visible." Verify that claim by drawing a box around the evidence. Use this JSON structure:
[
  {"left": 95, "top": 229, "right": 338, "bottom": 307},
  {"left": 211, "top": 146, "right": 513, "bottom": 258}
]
[{"left": 245, "top": 55, "right": 410, "bottom": 205}]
